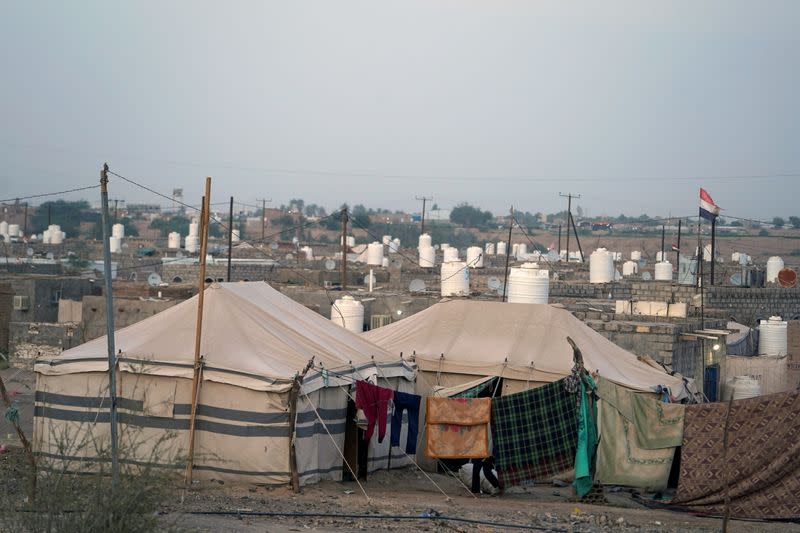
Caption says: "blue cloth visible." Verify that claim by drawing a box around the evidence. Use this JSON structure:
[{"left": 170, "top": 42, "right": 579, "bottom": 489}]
[{"left": 390, "top": 391, "right": 421, "bottom": 454}]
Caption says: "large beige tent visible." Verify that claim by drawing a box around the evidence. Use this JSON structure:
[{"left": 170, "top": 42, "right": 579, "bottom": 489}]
[
  {"left": 363, "top": 300, "right": 686, "bottom": 397},
  {"left": 34, "top": 282, "right": 415, "bottom": 485}
]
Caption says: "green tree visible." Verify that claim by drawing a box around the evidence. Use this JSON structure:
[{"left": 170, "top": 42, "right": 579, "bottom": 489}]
[
  {"left": 31, "top": 200, "right": 93, "bottom": 235},
  {"left": 449, "top": 203, "right": 493, "bottom": 228},
  {"left": 773, "top": 217, "right": 785, "bottom": 228},
  {"left": 789, "top": 216, "right": 800, "bottom": 229}
]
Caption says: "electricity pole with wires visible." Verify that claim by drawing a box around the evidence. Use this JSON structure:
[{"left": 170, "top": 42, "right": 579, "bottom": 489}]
[
  {"left": 257, "top": 198, "right": 272, "bottom": 242},
  {"left": 227, "top": 196, "right": 234, "bottom": 282},
  {"left": 501, "top": 207, "right": 514, "bottom": 302},
  {"left": 415, "top": 196, "right": 433, "bottom": 236},
  {"left": 341, "top": 208, "right": 348, "bottom": 291},
  {"left": 559, "top": 192, "right": 580, "bottom": 262}
]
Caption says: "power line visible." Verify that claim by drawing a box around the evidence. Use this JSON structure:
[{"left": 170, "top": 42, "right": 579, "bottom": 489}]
[{"left": 0, "top": 185, "right": 100, "bottom": 204}]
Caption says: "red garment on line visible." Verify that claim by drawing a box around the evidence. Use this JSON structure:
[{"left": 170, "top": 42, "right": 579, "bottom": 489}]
[{"left": 355, "top": 380, "right": 394, "bottom": 443}]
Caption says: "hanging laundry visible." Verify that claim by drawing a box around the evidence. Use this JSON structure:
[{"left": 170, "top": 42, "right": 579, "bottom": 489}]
[
  {"left": 573, "top": 374, "right": 598, "bottom": 499},
  {"left": 491, "top": 379, "right": 578, "bottom": 488},
  {"left": 390, "top": 390, "right": 421, "bottom": 454},
  {"left": 595, "top": 377, "right": 682, "bottom": 492},
  {"left": 425, "top": 397, "right": 491, "bottom": 459},
  {"left": 672, "top": 391, "right": 800, "bottom": 520},
  {"left": 355, "top": 380, "right": 394, "bottom": 443}
]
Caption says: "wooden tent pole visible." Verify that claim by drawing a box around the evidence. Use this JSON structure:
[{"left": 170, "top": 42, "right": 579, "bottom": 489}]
[
  {"left": 288, "top": 358, "right": 315, "bottom": 492},
  {"left": 185, "top": 177, "right": 212, "bottom": 484}
]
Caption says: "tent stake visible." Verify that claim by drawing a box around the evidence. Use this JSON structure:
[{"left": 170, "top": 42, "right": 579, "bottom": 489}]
[{"left": 186, "top": 177, "right": 212, "bottom": 485}]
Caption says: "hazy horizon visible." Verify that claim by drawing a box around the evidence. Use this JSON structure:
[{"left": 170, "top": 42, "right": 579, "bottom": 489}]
[{"left": 2, "top": 2, "right": 798, "bottom": 219}]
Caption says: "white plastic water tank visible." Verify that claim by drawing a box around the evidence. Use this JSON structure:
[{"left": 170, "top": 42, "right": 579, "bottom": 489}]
[
  {"left": 485, "top": 243, "right": 495, "bottom": 256},
  {"left": 730, "top": 376, "right": 762, "bottom": 400},
  {"left": 109, "top": 236, "right": 122, "bottom": 253},
  {"left": 441, "top": 261, "right": 469, "bottom": 297},
  {"left": 738, "top": 253, "right": 750, "bottom": 266},
  {"left": 330, "top": 295, "right": 365, "bottom": 333},
  {"left": 347, "top": 236, "right": 356, "bottom": 247},
  {"left": 766, "top": 256, "right": 784, "bottom": 283},
  {"left": 419, "top": 246, "right": 435, "bottom": 268},
  {"left": 654, "top": 261, "right": 673, "bottom": 281},
  {"left": 656, "top": 251, "right": 665, "bottom": 262},
  {"left": 703, "top": 244, "right": 712, "bottom": 262},
  {"left": 516, "top": 243, "right": 528, "bottom": 259},
  {"left": 0, "top": 221, "right": 7, "bottom": 235},
  {"left": 300, "top": 246, "right": 314, "bottom": 260},
  {"left": 381, "top": 256, "right": 390, "bottom": 267},
  {"left": 367, "top": 242, "right": 384, "bottom": 266},
  {"left": 167, "top": 232, "right": 181, "bottom": 249},
  {"left": 622, "top": 261, "right": 638, "bottom": 276},
  {"left": 443, "top": 247, "right": 459, "bottom": 262},
  {"left": 612, "top": 252, "right": 622, "bottom": 262},
  {"left": 589, "top": 248, "right": 613, "bottom": 283},
  {"left": 441, "top": 243, "right": 451, "bottom": 250},
  {"left": 42, "top": 229, "right": 51, "bottom": 244},
  {"left": 759, "top": 316, "right": 788, "bottom": 356},
  {"left": 419, "top": 233, "right": 432, "bottom": 249},
  {"left": 497, "top": 242, "right": 507, "bottom": 255},
  {"left": 388, "top": 238, "right": 400, "bottom": 254},
  {"left": 731, "top": 252, "right": 741, "bottom": 263},
  {"left": 466, "top": 246, "right": 484, "bottom": 268},
  {"left": 507, "top": 263, "right": 549, "bottom": 304},
  {"left": 232, "top": 229, "right": 241, "bottom": 243},
  {"left": 631, "top": 250, "right": 642, "bottom": 261},
  {"left": 382, "top": 235, "right": 391, "bottom": 245},
  {"left": 185, "top": 235, "right": 199, "bottom": 253},
  {"left": 511, "top": 243, "right": 520, "bottom": 258},
  {"left": 8, "top": 224, "right": 20, "bottom": 237},
  {"left": 189, "top": 221, "right": 199, "bottom": 237},
  {"left": 50, "top": 231, "right": 65, "bottom": 245},
  {"left": 112, "top": 223, "right": 125, "bottom": 239}
]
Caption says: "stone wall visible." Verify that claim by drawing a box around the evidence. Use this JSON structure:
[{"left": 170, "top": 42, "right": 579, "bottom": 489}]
[
  {"left": 705, "top": 286, "right": 800, "bottom": 325},
  {"left": 80, "top": 295, "right": 182, "bottom": 341},
  {"left": 0, "top": 282, "right": 11, "bottom": 354},
  {"left": 9, "top": 321, "right": 83, "bottom": 368}
]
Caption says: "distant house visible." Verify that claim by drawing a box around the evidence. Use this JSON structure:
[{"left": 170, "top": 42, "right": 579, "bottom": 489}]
[{"left": 591, "top": 221, "right": 614, "bottom": 231}]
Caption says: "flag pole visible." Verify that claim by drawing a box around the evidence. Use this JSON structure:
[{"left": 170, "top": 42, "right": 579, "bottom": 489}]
[{"left": 710, "top": 215, "right": 716, "bottom": 286}]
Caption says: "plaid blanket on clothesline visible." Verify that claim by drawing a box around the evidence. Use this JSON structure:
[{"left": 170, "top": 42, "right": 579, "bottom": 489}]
[{"left": 491, "top": 379, "right": 578, "bottom": 487}]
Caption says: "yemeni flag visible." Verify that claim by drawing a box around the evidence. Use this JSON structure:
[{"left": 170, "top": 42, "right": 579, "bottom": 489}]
[{"left": 699, "top": 188, "right": 721, "bottom": 221}]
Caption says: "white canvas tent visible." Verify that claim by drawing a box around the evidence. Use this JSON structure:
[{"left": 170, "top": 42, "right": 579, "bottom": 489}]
[
  {"left": 34, "top": 281, "right": 415, "bottom": 485},
  {"left": 363, "top": 300, "right": 686, "bottom": 397}
]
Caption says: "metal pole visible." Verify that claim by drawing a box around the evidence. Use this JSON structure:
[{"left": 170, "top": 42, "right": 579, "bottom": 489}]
[
  {"left": 569, "top": 212, "right": 584, "bottom": 263},
  {"left": 661, "top": 225, "right": 665, "bottom": 261},
  {"left": 557, "top": 224, "right": 562, "bottom": 261},
  {"left": 261, "top": 199, "right": 266, "bottom": 241},
  {"left": 501, "top": 207, "right": 514, "bottom": 301},
  {"left": 186, "top": 177, "right": 212, "bottom": 484},
  {"left": 99, "top": 163, "right": 120, "bottom": 489},
  {"left": 23, "top": 203, "right": 28, "bottom": 237},
  {"left": 565, "top": 196, "right": 571, "bottom": 262},
  {"left": 341, "top": 208, "right": 348, "bottom": 291},
  {"left": 710, "top": 216, "right": 716, "bottom": 286},
  {"left": 421, "top": 197, "right": 426, "bottom": 235},
  {"left": 47, "top": 204, "right": 51, "bottom": 226},
  {"left": 227, "top": 196, "right": 234, "bottom": 282},
  {"left": 676, "top": 219, "right": 682, "bottom": 270}
]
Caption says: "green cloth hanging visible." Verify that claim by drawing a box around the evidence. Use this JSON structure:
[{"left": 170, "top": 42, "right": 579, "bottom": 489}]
[{"left": 573, "top": 373, "right": 598, "bottom": 498}]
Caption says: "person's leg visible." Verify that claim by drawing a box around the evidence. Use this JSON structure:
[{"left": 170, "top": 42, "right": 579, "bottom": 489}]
[
  {"left": 482, "top": 459, "right": 500, "bottom": 489},
  {"left": 471, "top": 458, "right": 484, "bottom": 493}
]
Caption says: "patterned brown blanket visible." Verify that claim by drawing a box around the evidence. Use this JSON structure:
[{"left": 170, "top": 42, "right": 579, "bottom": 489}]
[{"left": 672, "top": 391, "right": 800, "bottom": 519}]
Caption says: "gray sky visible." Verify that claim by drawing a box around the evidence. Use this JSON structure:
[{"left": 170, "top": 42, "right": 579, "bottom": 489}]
[{"left": 1, "top": 1, "right": 798, "bottom": 219}]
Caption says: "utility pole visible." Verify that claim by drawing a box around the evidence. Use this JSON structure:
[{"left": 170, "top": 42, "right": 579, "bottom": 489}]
[
  {"left": 47, "top": 204, "right": 51, "bottom": 226},
  {"left": 99, "top": 163, "right": 120, "bottom": 489},
  {"left": 501, "top": 207, "right": 514, "bottom": 302},
  {"left": 227, "top": 196, "right": 234, "bottom": 282},
  {"left": 676, "top": 219, "right": 682, "bottom": 273},
  {"left": 415, "top": 196, "right": 433, "bottom": 236},
  {"left": 660, "top": 225, "right": 665, "bottom": 261},
  {"left": 23, "top": 203, "right": 28, "bottom": 237},
  {"left": 257, "top": 198, "right": 272, "bottom": 242},
  {"left": 568, "top": 212, "right": 585, "bottom": 263},
  {"left": 557, "top": 224, "right": 562, "bottom": 259},
  {"left": 341, "top": 208, "right": 349, "bottom": 291},
  {"left": 559, "top": 193, "right": 580, "bottom": 263}
]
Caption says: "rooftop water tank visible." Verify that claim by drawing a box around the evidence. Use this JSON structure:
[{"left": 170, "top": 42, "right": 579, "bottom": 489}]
[
  {"left": 485, "top": 243, "right": 495, "bottom": 256},
  {"left": 42, "top": 229, "right": 51, "bottom": 244},
  {"left": 589, "top": 248, "right": 613, "bottom": 283},
  {"left": 511, "top": 243, "right": 520, "bottom": 258},
  {"left": 50, "top": 231, "right": 65, "bottom": 245},
  {"left": 347, "top": 236, "right": 356, "bottom": 247},
  {"left": 496, "top": 242, "right": 507, "bottom": 255},
  {"left": 185, "top": 235, "right": 199, "bottom": 253},
  {"left": 167, "top": 232, "right": 181, "bottom": 249},
  {"left": 441, "top": 243, "right": 451, "bottom": 250},
  {"left": 441, "top": 261, "right": 469, "bottom": 297},
  {"left": 507, "top": 263, "right": 549, "bottom": 304},
  {"left": 656, "top": 251, "right": 665, "bottom": 262},
  {"left": 419, "top": 233, "right": 432, "bottom": 249},
  {"left": 109, "top": 236, "right": 122, "bottom": 254},
  {"left": 466, "top": 246, "right": 484, "bottom": 268},
  {"left": 388, "top": 238, "right": 400, "bottom": 254},
  {"left": 330, "top": 295, "right": 365, "bottom": 333},
  {"left": 381, "top": 256, "right": 390, "bottom": 268},
  {"left": 654, "top": 261, "right": 673, "bottom": 281},
  {"left": 8, "top": 224, "right": 20, "bottom": 237},
  {"left": 419, "top": 246, "right": 435, "bottom": 268},
  {"left": 516, "top": 243, "right": 528, "bottom": 259},
  {"left": 112, "top": 223, "right": 125, "bottom": 239},
  {"left": 300, "top": 246, "right": 314, "bottom": 261},
  {"left": 189, "top": 221, "right": 199, "bottom": 237},
  {"left": 766, "top": 256, "right": 784, "bottom": 283},
  {"left": 0, "top": 221, "right": 7, "bottom": 235},
  {"left": 232, "top": 229, "right": 241, "bottom": 243},
  {"left": 759, "top": 316, "right": 787, "bottom": 356},
  {"left": 443, "top": 247, "right": 459, "bottom": 263},
  {"left": 631, "top": 250, "right": 642, "bottom": 261},
  {"left": 622, "top": 260, "right": 638, "bottom": 276},
  {"left": 382, "top": 235, "right": 391, "bottom": 245},
  {"left": 731, "top": 252, "right": 741, "bottom": 263},
  {"left": 367, "top": 242, "right": 384, "bottom": 266}
]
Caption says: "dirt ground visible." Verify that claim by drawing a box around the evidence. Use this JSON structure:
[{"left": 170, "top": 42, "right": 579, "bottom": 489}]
[{"left": 4, "top": 368, "right": 800, "bottom": 532}]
